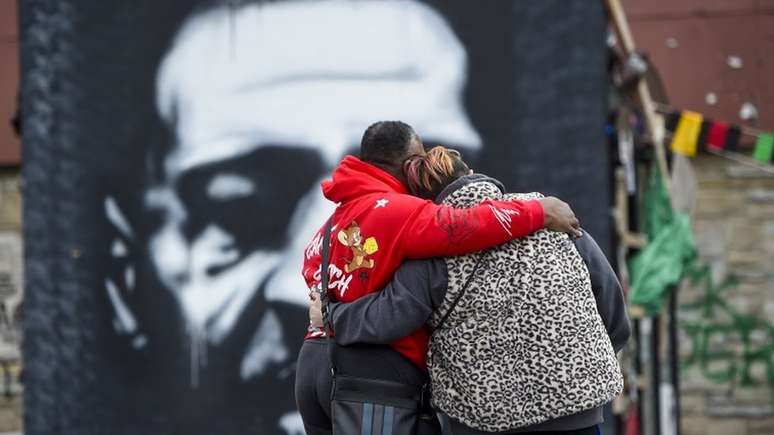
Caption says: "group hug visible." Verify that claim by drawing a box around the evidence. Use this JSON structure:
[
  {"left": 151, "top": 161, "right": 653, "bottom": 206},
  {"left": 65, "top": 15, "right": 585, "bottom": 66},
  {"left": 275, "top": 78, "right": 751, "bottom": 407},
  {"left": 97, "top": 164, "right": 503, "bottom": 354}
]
[{"left": 294, "top": 121, "right": 630, "bottom": 435}]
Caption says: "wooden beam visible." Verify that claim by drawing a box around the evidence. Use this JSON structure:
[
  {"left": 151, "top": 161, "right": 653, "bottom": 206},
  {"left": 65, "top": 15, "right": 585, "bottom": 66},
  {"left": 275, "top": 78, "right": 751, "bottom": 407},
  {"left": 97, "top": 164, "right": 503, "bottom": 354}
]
[{"left": 606, "top": 0, "right": 672, "bottom": 194}]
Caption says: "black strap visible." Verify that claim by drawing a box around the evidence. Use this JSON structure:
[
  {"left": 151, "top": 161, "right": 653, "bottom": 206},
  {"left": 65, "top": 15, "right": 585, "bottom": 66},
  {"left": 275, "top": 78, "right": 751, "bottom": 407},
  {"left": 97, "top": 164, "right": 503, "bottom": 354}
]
[
  {"left": 427, "top": 252, "right": 486, "bottom": 404},
  {"left": 432, "top": 253, "right": 486, "bottom": 332},
  {"left": 318, "top": 218, "right": 337, "bottom": 373}
]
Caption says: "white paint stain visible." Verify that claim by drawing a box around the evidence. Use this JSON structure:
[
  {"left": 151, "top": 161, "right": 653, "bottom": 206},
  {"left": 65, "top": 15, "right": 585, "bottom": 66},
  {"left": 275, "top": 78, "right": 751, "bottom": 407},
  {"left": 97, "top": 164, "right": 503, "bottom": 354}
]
[
  {"left": 727, "top": 55, "right": 743, "bottom": 69},
  {"left": 739, "top": 102, "right": 758, "bottom": 121}
]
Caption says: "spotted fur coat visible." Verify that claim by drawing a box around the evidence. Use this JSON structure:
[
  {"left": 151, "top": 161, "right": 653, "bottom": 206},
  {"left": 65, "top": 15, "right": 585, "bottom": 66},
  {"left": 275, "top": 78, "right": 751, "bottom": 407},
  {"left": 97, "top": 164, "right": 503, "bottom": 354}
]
[{"left": 426, "top": 180, "right": 624, "bottom": 432}]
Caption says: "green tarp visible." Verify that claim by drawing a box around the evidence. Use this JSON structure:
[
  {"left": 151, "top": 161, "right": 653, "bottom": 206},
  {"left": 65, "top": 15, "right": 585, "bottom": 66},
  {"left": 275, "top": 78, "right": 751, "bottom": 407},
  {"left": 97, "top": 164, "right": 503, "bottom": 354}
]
[{"left": 628, "top": 168, "right": 696, "bottom": 316}]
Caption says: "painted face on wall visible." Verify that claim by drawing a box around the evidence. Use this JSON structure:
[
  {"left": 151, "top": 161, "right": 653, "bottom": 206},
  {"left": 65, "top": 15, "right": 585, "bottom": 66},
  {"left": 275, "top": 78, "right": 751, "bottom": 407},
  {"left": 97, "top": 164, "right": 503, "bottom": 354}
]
[
  {"left": 142, "top": 148, "right": 326, "bottom": 345},
  {"left": 105, "top": 0, "right": 482, "bottom": 383}
]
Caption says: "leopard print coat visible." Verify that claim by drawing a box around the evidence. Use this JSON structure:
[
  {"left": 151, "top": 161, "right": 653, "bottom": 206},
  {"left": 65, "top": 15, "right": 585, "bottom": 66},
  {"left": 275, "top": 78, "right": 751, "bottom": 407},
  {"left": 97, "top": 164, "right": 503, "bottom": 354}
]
[{"left": 426, "top": 180, "right": 623, "bottom": 432}]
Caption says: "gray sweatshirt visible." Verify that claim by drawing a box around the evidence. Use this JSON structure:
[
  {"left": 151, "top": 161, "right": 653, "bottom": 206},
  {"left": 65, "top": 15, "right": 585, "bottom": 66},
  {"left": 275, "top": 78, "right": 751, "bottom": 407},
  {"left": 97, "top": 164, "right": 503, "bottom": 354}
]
[{"left": 329, "top": 176, "right": 631, "bottom": 434}]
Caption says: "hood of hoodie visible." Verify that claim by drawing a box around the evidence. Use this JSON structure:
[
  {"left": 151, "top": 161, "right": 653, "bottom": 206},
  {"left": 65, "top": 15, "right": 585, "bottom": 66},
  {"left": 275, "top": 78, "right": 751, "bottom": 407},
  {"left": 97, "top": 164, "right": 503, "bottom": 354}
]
[
  {"left": 435, "top": 173, "right": 505, "bottom": 204},
  {"left": 321, "top": 155, "right": 408, "bottom": 203}
]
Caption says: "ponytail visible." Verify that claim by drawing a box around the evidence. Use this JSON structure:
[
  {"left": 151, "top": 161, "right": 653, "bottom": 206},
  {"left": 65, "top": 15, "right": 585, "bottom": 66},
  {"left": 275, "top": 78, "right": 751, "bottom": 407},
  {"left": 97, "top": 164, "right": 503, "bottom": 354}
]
[{"left": 403, "top": 146, "right": 466, "bottom": 199}]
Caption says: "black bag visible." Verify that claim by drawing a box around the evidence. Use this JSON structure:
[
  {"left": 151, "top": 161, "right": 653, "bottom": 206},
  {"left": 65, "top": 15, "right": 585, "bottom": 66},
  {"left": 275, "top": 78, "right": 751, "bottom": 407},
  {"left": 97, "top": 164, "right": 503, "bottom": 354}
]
[
  {"left": 330, "top": 374, "right": 431, "bottom": 435},
  {"left": 318, "top": 219, "right": 434, "bottom": 435}
]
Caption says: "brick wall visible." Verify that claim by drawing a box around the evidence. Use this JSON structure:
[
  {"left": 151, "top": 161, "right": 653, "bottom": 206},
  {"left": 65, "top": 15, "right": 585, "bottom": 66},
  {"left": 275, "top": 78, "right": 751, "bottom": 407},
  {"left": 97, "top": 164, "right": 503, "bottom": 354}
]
[
  {"left": 0, "top": 0, "right": 20, "bottom": 164},
  {"left": 0, "top": 0, "right": 22, "bottom": 429},
  {"left": 678, "top": 155, "right": 774, "bottom": 435},
  {"left": 0, "top": 168, "right": 22, "bottom": 431}
]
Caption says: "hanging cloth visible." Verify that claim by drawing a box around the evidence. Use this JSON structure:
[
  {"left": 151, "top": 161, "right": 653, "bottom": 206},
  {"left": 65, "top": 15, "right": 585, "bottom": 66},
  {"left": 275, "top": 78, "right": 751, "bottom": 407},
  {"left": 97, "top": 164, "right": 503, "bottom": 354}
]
[
  {"left": 706, "top": 121, "right": 729, "bottom": 150},
  {"left": 724, "top": 125, "right": 741, "bottom": 151},
  {"left": 753, "top": 132, "right": 774, "bottom": 164},
  {"left": 670, "top": 111, "right": 703, "bottom": 157}
]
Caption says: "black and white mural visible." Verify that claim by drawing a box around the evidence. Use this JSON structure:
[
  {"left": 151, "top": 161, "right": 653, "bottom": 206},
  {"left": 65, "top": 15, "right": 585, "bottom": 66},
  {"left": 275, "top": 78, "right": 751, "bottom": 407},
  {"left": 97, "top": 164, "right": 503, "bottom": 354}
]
[{"left": 21, "top": 1, "right": 609, "bottom": 434}]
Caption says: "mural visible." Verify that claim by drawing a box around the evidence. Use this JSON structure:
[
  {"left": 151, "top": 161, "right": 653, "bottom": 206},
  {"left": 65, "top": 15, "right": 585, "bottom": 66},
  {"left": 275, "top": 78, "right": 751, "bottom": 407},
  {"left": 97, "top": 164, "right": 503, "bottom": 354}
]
[
  {"left": 101, "top": 2, "right": 482, "bottom": 432},
  {"left": 20, "top": 1, "right": 608, "bottom": 434}
]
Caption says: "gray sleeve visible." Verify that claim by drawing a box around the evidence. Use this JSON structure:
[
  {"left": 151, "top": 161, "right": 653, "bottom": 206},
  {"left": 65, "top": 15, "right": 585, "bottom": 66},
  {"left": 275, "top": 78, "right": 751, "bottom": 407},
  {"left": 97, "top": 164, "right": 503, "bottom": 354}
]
[
  {"left": 574, "top": 233, "right": 631, "bottom": 353},
  {"left": 329, "top": 259, "right": 447, "bottom": 345}
]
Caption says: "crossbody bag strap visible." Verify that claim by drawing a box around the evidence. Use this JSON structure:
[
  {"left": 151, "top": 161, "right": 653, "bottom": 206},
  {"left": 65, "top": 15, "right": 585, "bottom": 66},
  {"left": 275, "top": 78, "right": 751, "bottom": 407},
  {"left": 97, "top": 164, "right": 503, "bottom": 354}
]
[
  {"left": 318, "top": 218, "right": 337, "bottom": 373},
  {"left": 432, "top": 252, "right": 486, "bottom": 332},
  {"left": 424, "top": 252, "right": 486, "bottom": 415}
]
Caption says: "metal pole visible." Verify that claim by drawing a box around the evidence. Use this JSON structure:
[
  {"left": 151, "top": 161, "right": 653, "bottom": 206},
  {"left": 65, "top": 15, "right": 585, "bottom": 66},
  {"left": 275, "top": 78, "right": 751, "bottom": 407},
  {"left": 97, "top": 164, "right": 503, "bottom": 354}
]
[
  {"left": 652, "top": 315, "right": 662, "bottom": 435},
  {"left": 668, "top": 286, "right": 682, "bottom": 435},
  {"left": 633, "top": 319, "right": 644, "bottom": 435}
]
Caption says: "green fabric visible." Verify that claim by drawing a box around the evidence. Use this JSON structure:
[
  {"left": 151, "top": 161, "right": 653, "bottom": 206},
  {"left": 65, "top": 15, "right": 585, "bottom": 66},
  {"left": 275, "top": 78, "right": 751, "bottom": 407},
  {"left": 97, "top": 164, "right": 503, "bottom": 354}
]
[
  {"left": 628, "top": 167, "right": 696, "bottom": 315},
  {"left": 629, "top": 214, "right": 696, "bottom": 314},
  {"left": 641, "top": 168, "right": 673, "bottom": 240},
  {"left": 752, "top": 133, "right": 774, "bottom": 164}
]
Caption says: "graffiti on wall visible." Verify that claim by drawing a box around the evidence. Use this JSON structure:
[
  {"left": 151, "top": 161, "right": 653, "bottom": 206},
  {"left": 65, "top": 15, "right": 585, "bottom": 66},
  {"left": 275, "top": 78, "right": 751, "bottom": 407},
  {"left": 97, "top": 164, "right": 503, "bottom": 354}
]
[{"left": 680, "top": 263, "right": 774, "bottom": 393}]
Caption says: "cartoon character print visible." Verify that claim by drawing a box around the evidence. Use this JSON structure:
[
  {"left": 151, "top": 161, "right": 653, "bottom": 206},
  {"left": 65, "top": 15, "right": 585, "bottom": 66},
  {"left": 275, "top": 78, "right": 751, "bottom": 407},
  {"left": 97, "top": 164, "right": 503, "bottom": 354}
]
[{"left": 337, "top": 221, "right": 379, "bottom": 273}]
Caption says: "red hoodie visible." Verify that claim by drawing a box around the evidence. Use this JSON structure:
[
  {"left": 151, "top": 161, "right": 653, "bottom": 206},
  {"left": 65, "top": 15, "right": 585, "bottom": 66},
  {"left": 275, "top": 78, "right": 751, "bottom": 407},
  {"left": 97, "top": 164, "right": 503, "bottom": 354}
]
[{"left": 302, "top": 156, "right": 544, "bottom": 368}]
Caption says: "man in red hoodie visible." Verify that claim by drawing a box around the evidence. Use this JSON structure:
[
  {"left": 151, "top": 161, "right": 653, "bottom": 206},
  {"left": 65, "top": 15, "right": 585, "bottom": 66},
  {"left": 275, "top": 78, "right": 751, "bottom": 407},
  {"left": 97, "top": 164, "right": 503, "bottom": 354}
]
[{"left": 295, "top": 121, "right": 580, "bottom": 435}]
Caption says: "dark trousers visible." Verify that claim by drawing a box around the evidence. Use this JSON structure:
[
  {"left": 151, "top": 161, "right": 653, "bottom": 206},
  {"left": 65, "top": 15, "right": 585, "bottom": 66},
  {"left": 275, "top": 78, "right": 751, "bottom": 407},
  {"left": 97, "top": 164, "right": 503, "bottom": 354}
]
[{"left": 295, "top": 339, "right": 441, "bottom": 435}]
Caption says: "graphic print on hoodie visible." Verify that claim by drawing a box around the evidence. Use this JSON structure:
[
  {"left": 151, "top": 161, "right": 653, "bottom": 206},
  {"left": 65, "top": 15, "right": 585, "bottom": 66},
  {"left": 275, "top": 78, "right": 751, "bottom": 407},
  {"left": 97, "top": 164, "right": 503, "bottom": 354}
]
[{"left": 302, "top": 156, "right": 545, "bottom": 368}]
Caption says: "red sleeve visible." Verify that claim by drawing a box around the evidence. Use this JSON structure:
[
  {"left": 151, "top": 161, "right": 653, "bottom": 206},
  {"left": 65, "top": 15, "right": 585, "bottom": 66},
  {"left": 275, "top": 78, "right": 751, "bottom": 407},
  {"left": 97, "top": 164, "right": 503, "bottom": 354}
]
[{"left": 399, "top": 197, "right": 545, "bottom": 258}]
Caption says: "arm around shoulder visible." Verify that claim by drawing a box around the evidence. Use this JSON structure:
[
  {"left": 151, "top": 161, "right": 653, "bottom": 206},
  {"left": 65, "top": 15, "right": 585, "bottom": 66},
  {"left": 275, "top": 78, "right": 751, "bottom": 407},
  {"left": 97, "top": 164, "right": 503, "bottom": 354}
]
[
  {"left": 330, "top": 259, "right": 446, "bottom": 345},
  {"left": 399, "top": 196, "right": 545, "bottom": 258}
]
